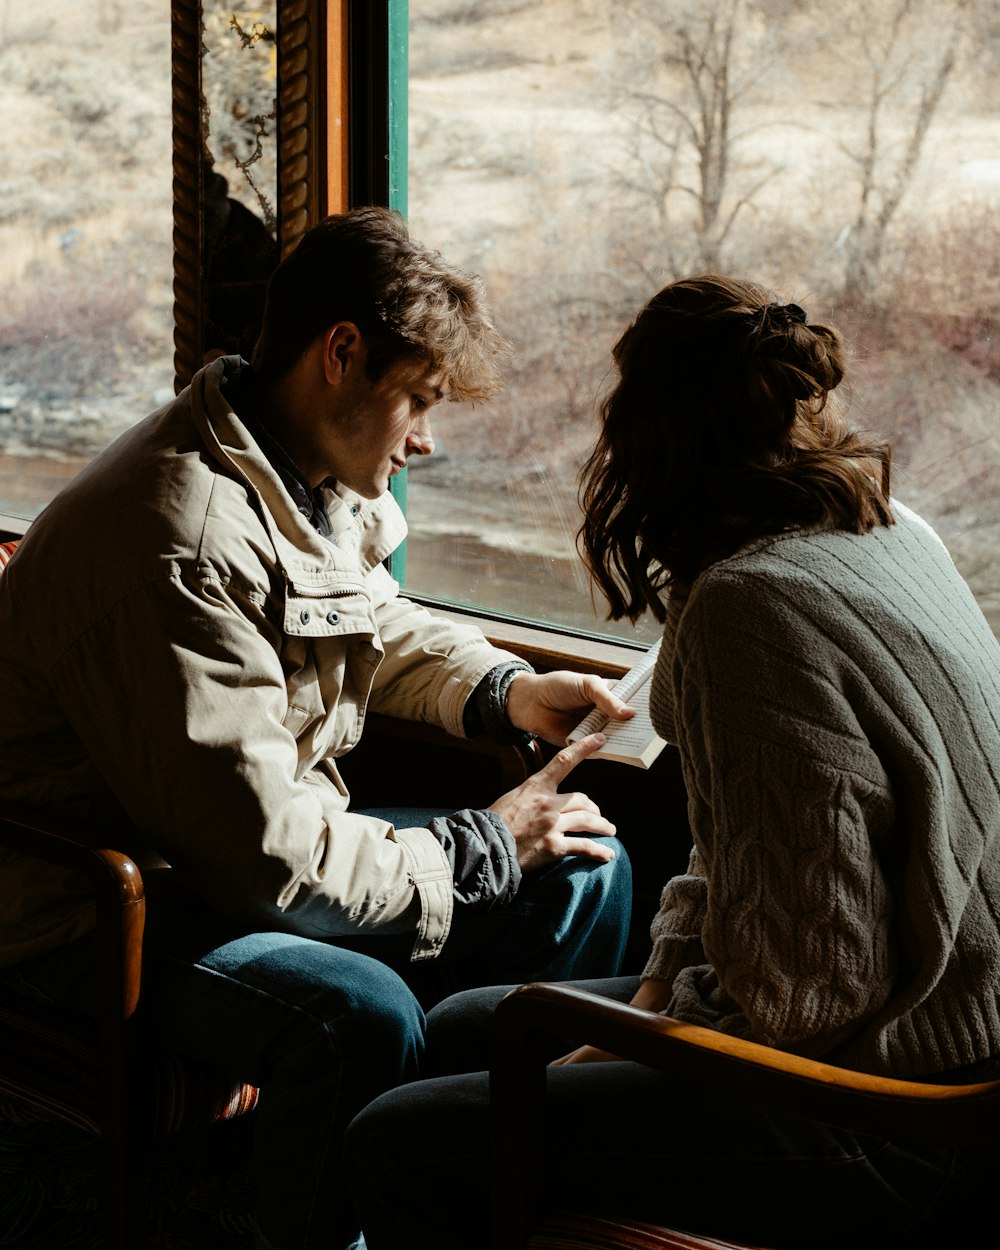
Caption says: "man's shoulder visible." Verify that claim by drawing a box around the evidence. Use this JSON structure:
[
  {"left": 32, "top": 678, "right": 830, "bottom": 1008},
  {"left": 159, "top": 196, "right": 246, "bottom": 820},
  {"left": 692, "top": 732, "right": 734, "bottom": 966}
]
[{"left": 11, "top": 397, "right": 275, "bottom": 623}]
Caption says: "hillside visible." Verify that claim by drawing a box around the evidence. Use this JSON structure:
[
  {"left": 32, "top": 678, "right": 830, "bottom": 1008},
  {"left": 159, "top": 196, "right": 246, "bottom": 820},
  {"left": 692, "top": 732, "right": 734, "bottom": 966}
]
[{"left": 0, "top": 0, "right": 996, "bottom": 637}]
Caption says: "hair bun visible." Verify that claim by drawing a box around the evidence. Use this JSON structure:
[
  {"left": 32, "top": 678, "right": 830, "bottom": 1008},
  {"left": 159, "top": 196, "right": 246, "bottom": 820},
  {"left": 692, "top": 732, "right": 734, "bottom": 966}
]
[{"left": 749, "top": 302, "right": 807, "bottom": 333}]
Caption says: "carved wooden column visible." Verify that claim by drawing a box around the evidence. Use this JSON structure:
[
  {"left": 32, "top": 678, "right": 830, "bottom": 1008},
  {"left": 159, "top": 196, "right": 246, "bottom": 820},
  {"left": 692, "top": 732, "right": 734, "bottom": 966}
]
[
  {"left": 277, "top": 0, "right": 333, "bottom": 258},
  {"left": 171, "top": 0, "right": 205, "bottom": 393},
  {"left": 172, "top": 1, "right": 348, "bottom": 387}
]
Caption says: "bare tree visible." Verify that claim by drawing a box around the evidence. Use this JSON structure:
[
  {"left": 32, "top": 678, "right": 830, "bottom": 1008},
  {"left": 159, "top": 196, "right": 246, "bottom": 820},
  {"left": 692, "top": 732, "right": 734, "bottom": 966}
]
[
  {"left": 97, "top": 0, "right": 123, "bottom": 36},
  {"left": 612, "top": 0, "right": 788, "bottom": 277},
  {"left": 836, "top": 0, "right": 973, "bottom": 295}
]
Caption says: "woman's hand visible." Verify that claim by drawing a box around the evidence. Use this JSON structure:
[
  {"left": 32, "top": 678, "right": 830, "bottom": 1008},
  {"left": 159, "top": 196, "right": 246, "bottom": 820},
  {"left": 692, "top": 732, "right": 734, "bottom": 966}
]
[
  {"left": 505, "top": 671, "right": 635, "bottom": 746},
  {"left": 550, "top": 1044, "right": 622, "bottom": 1066},
  {"left": 488, "top": 733, "right": 617, "bottom": 871},
  {"left": 549, "top": 980, "right": 674, "bottom": 1065}
]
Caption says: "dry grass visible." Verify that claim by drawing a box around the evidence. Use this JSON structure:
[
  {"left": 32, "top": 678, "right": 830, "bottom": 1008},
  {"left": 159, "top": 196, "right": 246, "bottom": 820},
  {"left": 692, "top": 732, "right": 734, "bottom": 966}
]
[{"left": 0, "top": 0, "right": 996, "bottom": 636}]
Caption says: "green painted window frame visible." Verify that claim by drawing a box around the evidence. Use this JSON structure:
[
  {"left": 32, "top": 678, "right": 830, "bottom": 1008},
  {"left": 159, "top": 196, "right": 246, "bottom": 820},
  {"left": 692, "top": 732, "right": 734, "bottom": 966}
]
[
  {"left": 352, "top": 1, "right": 640, "bottom": 663},
  {"left": 386, "top": 0, "right": 409, "bottom": 584}
]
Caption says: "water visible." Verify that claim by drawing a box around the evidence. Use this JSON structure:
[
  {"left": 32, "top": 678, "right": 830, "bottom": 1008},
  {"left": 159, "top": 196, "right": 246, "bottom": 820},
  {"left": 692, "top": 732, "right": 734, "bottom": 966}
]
[
  {"left": 0, "top": 454, "right": 656, "bottom": 645},
  {"left": 406, "top": 528, "right": 659, "bottom": 643},
  {"left": 0, "top": 454, "right": 90, "bottom": 522}
]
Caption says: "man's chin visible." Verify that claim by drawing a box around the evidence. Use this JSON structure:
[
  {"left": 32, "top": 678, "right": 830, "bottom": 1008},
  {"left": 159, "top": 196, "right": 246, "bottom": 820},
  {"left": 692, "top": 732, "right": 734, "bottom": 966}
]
[{"left": 339, "top": 475, "right": 388, "bottom": 501}]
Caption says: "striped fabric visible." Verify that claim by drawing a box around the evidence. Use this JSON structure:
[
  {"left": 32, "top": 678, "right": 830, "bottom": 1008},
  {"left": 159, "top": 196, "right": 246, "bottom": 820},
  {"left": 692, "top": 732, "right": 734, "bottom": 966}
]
[
  {"left": 150, "top": 1053, "right": 260, "bottom": 1136},
  {"left": 0, "top": 540, "right": 18, "bottom": 570},
  {"left": 1, "top": 968, "right": 259, "bottom": 1138},
  {"left": 530, "top": 1213, "right": 770, "bottom": 1250}
]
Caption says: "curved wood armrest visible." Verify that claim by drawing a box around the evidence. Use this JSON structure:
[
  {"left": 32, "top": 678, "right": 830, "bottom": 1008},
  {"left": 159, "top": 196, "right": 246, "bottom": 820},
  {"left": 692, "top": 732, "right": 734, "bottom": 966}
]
[
  {"left": 0, "top": 800, "right": 145, "bottom": 1022},
  {"left": 492, "top": 983, "right": 1000, "bottom": 1146},
  {"left": 0, "top": 799, "right": 144, "bottom": 911}
]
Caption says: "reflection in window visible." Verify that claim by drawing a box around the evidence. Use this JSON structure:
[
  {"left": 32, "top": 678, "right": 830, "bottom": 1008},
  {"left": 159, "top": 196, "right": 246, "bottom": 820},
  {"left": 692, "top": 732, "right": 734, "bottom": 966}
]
[
  {"left": 405, "top": 0, "right": 999, "bottom": 641},
  {"left": 202, "top": 6, "right": 279, "bottom": 363}
]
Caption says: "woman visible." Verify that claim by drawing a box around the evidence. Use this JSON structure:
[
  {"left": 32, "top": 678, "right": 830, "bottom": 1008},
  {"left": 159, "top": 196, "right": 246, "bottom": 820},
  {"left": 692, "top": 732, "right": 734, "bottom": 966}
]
[{"left": 345, "top": 276, "right": 1000, "bottom": 1248}]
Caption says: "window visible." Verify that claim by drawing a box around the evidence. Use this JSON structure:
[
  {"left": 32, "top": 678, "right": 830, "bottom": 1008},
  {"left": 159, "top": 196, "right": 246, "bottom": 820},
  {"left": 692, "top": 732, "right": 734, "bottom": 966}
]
[
  {"left": 3, "top": 1, "right": 997, "bottom": 652},
  {"left": 0, "top": 1, "right": 279, "bottom": 529},
  {"left": 0, "top": 1, "right": 174, "bottom": 525},
  {"left": 401, "top": 0, "right": 999, "bottom": 642}
]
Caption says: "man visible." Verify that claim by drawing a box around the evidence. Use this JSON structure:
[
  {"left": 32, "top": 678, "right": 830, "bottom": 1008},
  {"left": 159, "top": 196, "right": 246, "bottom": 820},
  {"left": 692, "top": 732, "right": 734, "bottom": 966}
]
[{"left": 0, "top": 208, "right": 632, "bottom": 1250}]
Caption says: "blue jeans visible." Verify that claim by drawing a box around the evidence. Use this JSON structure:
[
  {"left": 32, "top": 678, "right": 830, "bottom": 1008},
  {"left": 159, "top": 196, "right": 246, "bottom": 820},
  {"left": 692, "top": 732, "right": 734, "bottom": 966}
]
[
  {"left": 345, "top": 977, "right": 1000, "bottom": 1250},
  {"left": 5, "top": 814, "right": 630, "bottom": 1250}
]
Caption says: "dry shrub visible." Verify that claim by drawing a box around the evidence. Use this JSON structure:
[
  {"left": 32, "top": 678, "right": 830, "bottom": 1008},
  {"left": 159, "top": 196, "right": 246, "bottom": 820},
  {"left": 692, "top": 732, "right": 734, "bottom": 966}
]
[
  {"left": 0, "top": 262, "right": 145, "bottom": 405},
  {"left": 889, "top": 204, "right": 1000, "bottom": 382}
]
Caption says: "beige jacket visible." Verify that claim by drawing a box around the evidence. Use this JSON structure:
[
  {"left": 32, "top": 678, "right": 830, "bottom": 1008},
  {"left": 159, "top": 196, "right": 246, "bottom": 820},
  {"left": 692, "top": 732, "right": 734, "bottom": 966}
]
[{"left": 0, "top": 358, "right": 518, "bottom": 966}]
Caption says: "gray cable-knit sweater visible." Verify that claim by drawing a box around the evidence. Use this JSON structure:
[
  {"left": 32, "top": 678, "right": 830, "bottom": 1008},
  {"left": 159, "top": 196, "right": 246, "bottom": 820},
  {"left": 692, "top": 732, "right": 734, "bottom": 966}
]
[{"left": 644, "top": 501, "right": 1000, "bottom": 1078}]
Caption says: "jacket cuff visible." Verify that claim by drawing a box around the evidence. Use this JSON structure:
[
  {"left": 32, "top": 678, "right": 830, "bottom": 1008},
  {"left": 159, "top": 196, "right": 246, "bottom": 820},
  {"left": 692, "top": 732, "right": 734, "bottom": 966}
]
[
  {"left": 425, "top": 807, "right": 521, "bottom": 910},
  {"left": 395, "top": 829, "right": 455, "bottom": 960},
  {"left": 462, "top": 661, "right": 535, "bottom": 744}
]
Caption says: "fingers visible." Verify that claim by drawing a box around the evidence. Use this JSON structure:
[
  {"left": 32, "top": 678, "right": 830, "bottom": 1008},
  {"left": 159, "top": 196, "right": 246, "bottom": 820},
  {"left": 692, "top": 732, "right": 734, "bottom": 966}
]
[
  {"left": 554, "top": 808, "right": 617, "bottom": 839},
  {"left": 556, "top": 835, "right": 617, "bottom": 862},
  {"left": 581, "top": 674, "right": 635, "bottom": 721},
  {"left": 539, "top": 732, "right": 607, "bottom": 783},
  {"left": 550, "top": 1045, "right": 621, "bottom": 1066},
  {"left": 559, "top": 790, "right": 601, "bottom": 817}
]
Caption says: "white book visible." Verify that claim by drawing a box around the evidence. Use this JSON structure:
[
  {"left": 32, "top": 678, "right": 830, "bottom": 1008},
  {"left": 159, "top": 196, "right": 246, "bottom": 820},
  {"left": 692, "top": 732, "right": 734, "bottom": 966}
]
[{"left": 566, "top": 638, "right": 667, "bottom": 769}]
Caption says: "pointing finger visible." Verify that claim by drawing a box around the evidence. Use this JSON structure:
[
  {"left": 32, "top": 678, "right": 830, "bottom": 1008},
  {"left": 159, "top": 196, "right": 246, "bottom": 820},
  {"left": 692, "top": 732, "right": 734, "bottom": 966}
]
[{"left": 540, "top": 733, "right": 607, "bottom": 783}]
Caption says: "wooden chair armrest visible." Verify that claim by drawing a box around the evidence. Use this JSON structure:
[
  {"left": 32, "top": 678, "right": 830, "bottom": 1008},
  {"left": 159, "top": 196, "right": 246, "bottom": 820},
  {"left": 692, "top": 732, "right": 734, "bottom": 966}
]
[
  {"left": 493, "top": 983, "right": 1000, "bottom": 1145},
  {"left": 0, "top": 799, "right": 143, "bottom": 909},
  {"left": 490, "top": 983, "right": 1000, "bottom": 1248},
  {"left": 0, "top": 799, "right": 145, "bottom": 1022}
]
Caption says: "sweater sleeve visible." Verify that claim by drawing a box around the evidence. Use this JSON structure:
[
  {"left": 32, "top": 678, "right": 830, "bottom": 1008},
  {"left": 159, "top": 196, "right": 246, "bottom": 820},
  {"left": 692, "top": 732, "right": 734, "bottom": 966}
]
[
  {"left": 642, "top": 844, "right": 709, "bottom": 983},
  {"left": 659, "top": 565, "right": 898, "bottom": 1057}
]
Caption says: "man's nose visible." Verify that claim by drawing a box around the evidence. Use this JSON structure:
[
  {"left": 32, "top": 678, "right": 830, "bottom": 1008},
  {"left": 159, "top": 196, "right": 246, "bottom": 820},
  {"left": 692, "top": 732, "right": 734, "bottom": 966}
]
[{"left": 406, "top": 421, "right": 435, "bottom": 458}]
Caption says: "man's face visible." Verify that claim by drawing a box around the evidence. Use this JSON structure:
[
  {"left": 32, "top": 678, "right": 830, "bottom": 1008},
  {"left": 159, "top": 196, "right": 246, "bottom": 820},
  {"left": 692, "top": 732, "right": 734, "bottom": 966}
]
[{"left": 318, "top": 351, "right": 447, "bottom": 499}]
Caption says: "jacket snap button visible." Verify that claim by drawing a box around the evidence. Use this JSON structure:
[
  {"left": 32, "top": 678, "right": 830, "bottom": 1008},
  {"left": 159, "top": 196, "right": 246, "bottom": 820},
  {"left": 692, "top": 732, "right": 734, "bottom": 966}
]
[
  {"left": 299, "top": 609, "right": 311, "bottom": 624},
  {"left": 326, "top": 611, "right": 340, "bottom": 625}
]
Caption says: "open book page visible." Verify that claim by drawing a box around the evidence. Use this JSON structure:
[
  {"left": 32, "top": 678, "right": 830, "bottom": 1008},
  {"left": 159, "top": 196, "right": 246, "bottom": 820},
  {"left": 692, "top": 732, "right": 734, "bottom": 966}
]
[{"left": 566, "top": 638, "right": 667, "bottom": 768}]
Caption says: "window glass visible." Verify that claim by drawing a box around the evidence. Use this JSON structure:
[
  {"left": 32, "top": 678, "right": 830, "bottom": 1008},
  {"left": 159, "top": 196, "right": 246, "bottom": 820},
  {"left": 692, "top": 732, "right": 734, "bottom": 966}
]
[
  {"left": 0, "top": 2, "right": 174, "bottom": 521},
  {"left": 404, "top": 0, "right": 999, "bottom": 642},
  {"left": 0, "top": 2, "right": 278, "bottom": 525}
]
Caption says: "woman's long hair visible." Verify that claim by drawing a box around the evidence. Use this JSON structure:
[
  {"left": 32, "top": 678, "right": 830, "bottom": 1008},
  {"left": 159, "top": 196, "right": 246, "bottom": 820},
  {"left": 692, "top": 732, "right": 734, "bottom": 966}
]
[{"left": 579, "top": 275, "right": 893, "bottom": 623}]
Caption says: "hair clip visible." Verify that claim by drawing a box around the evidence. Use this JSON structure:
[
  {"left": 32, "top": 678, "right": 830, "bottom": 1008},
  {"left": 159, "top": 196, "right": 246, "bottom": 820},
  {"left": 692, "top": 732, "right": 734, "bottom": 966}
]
[{"left": 749, "top": 302, "right": 808, "bottom": 331}]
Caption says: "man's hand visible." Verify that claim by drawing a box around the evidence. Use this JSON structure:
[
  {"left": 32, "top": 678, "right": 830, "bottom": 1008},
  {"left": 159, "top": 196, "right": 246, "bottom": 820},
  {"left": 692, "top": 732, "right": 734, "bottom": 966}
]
[
  {"left": 489, "top": 733, "right": 617, "bottom": 871},
  {"left": 505, "top": 671, "right": 635, "bottom": 746}
]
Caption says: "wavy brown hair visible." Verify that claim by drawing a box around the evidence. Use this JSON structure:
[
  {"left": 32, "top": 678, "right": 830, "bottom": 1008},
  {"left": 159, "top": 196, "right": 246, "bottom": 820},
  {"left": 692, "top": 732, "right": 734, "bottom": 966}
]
[
  {"left": 253, "top": 207, "right": 510, "bottom": 402},
  {"left": 579, "top": 275, "right": 893, "bottom": 623}
]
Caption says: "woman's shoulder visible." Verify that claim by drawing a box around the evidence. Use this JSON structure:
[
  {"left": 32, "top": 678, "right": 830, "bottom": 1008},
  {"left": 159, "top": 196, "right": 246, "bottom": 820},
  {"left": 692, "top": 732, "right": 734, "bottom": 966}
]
[
  {"left": 695, "top": 500, "right": 946, "bottom": 589},
  {"left": 678, "top": 499, "right": 993, "bottom": 678}
]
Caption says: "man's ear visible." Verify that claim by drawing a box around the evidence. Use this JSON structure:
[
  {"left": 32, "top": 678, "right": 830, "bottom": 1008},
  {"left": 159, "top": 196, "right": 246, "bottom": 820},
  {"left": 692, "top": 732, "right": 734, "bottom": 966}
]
[{"left": 321, "top": 322, "right": 365, "bottom": 387}]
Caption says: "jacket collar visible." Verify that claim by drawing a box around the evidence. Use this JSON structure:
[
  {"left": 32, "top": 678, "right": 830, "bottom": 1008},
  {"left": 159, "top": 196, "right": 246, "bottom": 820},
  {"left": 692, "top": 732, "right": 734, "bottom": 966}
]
[{"left": 186, "top": 357, "right": 407, "bottom": 589}]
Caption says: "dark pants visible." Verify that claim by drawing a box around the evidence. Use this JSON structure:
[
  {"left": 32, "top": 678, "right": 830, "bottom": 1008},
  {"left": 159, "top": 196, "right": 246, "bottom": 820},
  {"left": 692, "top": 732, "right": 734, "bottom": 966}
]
[
  {"left": 4, "top": 821, "right": 631, "bottom": 1250},
  {"left": 345, "top": 977, "right": 999, "bottom": 1250}
]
